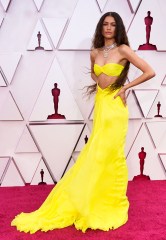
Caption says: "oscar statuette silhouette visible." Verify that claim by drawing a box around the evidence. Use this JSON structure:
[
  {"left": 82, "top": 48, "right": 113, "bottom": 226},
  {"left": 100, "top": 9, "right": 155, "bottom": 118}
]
[
  {"left": 35, "top": 31, "right": 44, "bottom": 50},
  {"left": 84, "top": 135, "right": 88, "bottom": 144},
  {"left": 133, "top": 147, "right": 150, "bottom": 180},
  {"left": 138, "top": 11, "right": 157, "bottom": 50},
  {"left": 47, "top": 83, "right": 66, "bottom": 119},
  {"left": 38, "top": 169, "right": 46, "bottom": 185},
  {"left": 154, "top": 101, "right": 162, "bottom": 117}
]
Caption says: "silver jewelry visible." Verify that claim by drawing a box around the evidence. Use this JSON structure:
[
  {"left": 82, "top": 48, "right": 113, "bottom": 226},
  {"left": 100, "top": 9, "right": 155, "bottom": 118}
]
[{"left": 103, "top": 42, "right": 117, "bottom": 58}]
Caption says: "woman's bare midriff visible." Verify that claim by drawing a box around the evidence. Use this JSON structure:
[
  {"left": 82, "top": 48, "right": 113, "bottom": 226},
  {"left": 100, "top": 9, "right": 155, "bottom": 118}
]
[{"left": 97, "top": 74, "right": 118, "bottom": 89}]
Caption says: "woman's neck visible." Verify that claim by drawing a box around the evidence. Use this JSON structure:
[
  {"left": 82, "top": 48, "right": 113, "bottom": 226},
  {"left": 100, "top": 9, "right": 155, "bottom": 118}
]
[{"left": 104, "top": 39, "right": 116, "bottom": 47}]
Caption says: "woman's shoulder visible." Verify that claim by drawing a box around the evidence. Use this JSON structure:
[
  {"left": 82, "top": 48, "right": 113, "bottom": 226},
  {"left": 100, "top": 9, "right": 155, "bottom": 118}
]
[
  {"left": 90, "top": 48, "right": 100, "bottom": 60},
  {"left": 118, "top": 44, "right": 133, "bottom": 55},
  {"left": 90, "top": 47, "right": 99, "bottom": 55},
  {"left": 118, "top": 44, "right": 130, "bottom": 52}
]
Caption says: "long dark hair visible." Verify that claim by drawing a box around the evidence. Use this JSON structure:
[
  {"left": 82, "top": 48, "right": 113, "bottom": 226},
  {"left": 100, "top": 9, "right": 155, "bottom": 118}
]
[{"left": 86, "top": 12, "right": 130, "bottom": 95}]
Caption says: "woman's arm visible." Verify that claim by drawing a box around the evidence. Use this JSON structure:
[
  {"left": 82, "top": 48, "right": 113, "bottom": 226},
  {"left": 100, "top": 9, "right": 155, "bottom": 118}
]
[
  {"left": 119, "top": 44, "right": 156, "bottom": 90},
  {"left": 90, "top": 49, "right": 99, "bottom": 83},
  {"left": 114, "top": 44, "right": 156, "bottom": 106}
]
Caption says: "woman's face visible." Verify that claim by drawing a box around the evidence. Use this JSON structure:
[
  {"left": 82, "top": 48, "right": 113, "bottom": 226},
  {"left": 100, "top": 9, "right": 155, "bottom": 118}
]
[{"left": 102, "top": 16, "right": 116, "bottom": 39}]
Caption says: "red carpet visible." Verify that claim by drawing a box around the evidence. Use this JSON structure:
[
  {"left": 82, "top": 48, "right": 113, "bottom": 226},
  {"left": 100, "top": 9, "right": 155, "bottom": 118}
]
[{"left": 0, "top": 180, "right": 166, "bottom": 240}]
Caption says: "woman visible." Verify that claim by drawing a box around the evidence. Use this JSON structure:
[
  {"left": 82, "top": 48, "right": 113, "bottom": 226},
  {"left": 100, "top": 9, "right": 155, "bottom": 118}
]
[{"left": 11, "top": 12, "right": 155, "bottom": 234}]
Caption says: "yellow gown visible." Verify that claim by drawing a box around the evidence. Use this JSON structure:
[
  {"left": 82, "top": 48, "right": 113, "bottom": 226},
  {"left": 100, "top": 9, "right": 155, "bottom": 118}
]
[{"left": 11, "top": 63, "right": 129, "bottom": 233}]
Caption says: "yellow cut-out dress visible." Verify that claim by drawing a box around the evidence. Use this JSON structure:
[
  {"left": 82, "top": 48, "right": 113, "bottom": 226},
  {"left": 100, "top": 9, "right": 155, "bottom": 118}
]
[{"left": 11, "top": 63, "right": 129, "bottom": 233}]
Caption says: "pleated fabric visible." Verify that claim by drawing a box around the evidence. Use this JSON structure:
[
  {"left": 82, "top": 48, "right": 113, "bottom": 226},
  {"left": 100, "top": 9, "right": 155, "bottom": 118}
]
[
  {"left": 11, "top": 84, "right": 129, "bottom": 234},
  {"left": 94, "top": 63, "right": 124, "bottom": 76}
]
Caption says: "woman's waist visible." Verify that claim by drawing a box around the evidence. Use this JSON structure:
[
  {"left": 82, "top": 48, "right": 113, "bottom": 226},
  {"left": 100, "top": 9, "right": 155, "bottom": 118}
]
[
  {"left": 95, "top": 85, "right": 128, "bottom": 110},
  {"left": 96, "top": 82, "right": 122, "bottom": 95},
  {"left": 97, "top": 75, "right": 118, "bottom": 89}
]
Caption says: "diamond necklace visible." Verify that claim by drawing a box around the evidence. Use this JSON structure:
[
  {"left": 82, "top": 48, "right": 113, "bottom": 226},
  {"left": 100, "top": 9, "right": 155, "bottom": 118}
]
[{"left": 103, "top": 42, "right": 117, "bottom": 58}]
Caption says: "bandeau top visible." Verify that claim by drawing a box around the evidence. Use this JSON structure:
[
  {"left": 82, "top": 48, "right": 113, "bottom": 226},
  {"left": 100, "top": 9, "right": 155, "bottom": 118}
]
[{"left": 94, "top": 63, "right": 124, "bottom": 77}]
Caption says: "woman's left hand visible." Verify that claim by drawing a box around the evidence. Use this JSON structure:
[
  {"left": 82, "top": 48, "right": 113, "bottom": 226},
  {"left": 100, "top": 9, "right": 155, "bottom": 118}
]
[{"left": 114, "top": 87, "right": 127, "bottom": 107}]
